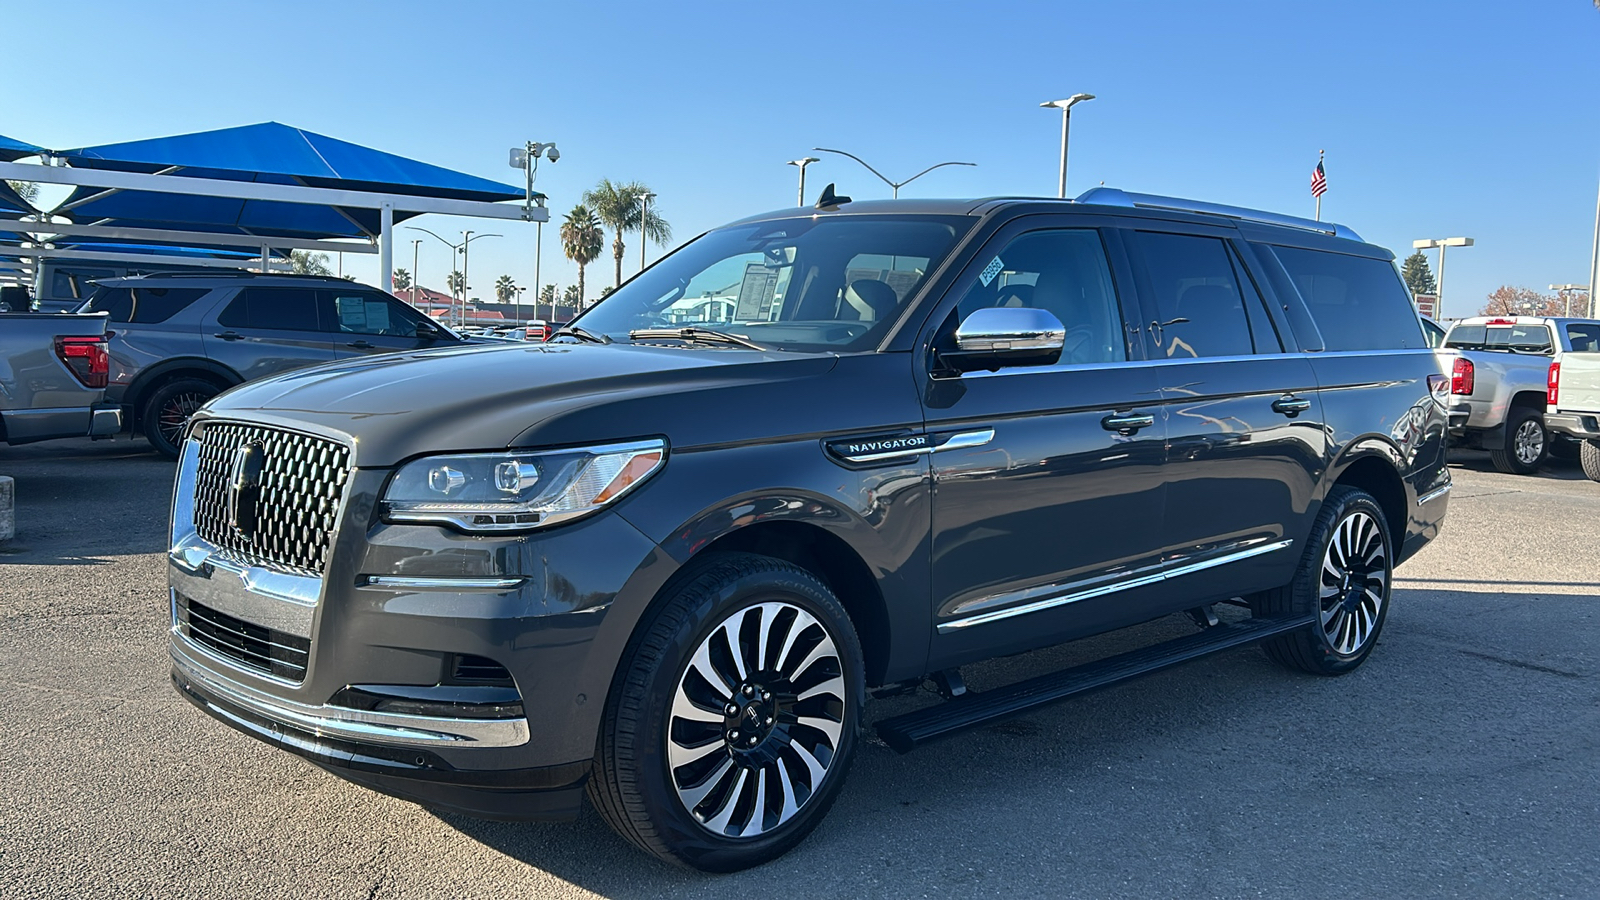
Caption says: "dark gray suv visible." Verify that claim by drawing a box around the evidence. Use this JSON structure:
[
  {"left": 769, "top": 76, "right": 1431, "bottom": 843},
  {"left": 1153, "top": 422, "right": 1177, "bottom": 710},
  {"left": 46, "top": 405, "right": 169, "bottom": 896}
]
[
  {"left": 78, "top": 273, "right": 463, "bottom": 456},
  {"left": 168, "top": 190, "right": 1451, "bottom": 871}
]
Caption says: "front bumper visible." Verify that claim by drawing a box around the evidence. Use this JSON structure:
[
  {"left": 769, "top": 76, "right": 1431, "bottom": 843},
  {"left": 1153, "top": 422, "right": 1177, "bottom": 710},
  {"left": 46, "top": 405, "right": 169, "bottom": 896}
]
[{"left": 1546, "top": 412, "right": 1600, "bottom": 440}]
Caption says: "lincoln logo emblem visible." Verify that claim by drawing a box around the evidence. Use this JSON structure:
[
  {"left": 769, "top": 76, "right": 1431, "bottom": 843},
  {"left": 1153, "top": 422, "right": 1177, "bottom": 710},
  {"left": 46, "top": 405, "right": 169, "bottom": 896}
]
[{"left": 228, "top": 441, "right": 267, "bottom": 539}]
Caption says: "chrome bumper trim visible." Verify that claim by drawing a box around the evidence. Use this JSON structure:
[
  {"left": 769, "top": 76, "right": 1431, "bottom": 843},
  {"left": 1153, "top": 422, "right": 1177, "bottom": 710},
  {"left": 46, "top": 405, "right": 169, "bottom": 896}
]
[
  {"left": 171, "top": 638, "right": 530, "bottom": 748},
  {"left": 358, "top": 575, "right": 526, "bottom": 591},
  {"left": 1417, "top": 483, "right": 1453, "bottom": 505}
]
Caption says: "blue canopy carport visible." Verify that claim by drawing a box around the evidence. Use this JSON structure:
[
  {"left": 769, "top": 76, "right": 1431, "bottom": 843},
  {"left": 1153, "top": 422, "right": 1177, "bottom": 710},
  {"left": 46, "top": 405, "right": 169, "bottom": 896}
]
[
  {"left": 0, "top": 134, "right": 43, "bottom": 215},
  {"left": 0, "top": 122, "right": 546, "bottom": 292}
]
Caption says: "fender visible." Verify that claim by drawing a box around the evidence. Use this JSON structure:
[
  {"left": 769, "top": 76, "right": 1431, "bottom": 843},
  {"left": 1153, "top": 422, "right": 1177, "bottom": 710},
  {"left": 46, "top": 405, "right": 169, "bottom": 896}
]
[{"left": 125, "top": 357, "right": 244, "bottom": 420}]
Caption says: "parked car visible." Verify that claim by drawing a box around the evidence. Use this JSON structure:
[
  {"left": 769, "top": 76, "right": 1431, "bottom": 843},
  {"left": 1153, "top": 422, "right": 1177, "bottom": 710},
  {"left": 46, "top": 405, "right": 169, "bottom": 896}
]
[
  {"left": 1439, "top": 315, "right": 1600, "bottom": 473},
  {"left": 1542, "top": 337, "right": 1600, "bottom": 481},
  {"left": 0, "top": 307, "right": 120, "bottom": 444},
  {"left": 76, "top": 273, "right": 468, "bottom": 456},
  {"left": 168, "top": 190, "right": 1450, "bottom": 871}
]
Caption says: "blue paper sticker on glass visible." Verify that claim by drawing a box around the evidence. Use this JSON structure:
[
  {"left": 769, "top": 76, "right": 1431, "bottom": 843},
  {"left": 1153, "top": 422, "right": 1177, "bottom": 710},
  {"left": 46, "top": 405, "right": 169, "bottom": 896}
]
[{"left": 979, "top": 255, "right": 1004, "bottom": 287}]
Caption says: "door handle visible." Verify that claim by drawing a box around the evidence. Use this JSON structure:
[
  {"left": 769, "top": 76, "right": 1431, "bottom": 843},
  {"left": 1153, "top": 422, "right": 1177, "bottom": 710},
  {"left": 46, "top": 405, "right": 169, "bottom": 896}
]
[
  {"left": 1101, "top": 411, "right": 1155, "bottom": 435},
  {"left": 213, "top": 331, "right": 244, "bottom": 341},
  {"left": 346, "top": 340, "right": 374, "bottom": 349},
  {"left": 1271, "top": 396, "right": 1312, "bottom": 418}
]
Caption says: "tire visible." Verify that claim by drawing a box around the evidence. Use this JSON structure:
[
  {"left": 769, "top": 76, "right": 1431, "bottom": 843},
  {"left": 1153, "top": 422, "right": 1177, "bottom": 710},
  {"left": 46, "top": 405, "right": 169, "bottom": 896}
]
[
  {"left": 142, "top": 378, "right": 219, "bottom": 459},
  {"left": 588, "top": 553, "right": 864, "bottom": 872},
  {"left": 1249, "top": 486, "right": 1393, "bottom": 676},
  {"left": 1488, "top": 408, "right": 1547, "bottom": 475},
  {"left": 1581, "top": 439, "right": 1600, "bottom": 483}
]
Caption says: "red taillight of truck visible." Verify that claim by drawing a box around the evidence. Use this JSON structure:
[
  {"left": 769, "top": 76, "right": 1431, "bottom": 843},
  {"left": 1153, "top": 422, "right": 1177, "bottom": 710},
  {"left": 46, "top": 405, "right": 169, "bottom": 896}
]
[
  {"left": 1548, "top": 361, "right": 1561, "bottom": 406},
  {"left": 1451, "top": 356, "right": 1475, "bottom": 395},
  {"left": 54, "top": 335, "right": 110, "bottom": 389}
]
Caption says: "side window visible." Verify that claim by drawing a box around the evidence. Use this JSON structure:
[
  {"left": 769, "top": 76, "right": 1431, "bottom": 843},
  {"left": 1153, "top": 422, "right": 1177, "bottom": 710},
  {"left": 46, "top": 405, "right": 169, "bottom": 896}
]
[
  {"left": 81, "top": 287, "right": 135, "bottom": 321},
  {"left": 954, "top": 229, "right": 1126, "bottom": 364},
  {"left": 1270, "top": 246, "right": 1425, "bottom": 351},
  {"left": 217, "top": 288, "right": 322, "bottom": 332},
  {"left": 1127, "top": 231, "right": 1255, "bottom": 359},
  {"left": 129, "top": 287, "right": 207, "bottom": 323},
  {"left": 1566, "top": 324, "right": 1600, "bottom": 353},
  {"left": 327, "top": 290, "right": 412, "bottom": 336}
]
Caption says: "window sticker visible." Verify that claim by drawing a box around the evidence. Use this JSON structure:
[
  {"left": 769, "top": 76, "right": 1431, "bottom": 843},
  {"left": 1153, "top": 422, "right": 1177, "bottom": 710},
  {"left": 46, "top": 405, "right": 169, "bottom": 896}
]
[{"left": 979, "top": 255, "right": 1005, "bottom": 287}]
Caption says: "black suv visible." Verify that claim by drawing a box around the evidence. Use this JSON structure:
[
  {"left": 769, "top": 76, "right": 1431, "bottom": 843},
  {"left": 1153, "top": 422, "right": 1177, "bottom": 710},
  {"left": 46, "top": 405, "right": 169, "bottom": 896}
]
[
  {"left": 77, "top": 273, "right": 464, "bottom": 456},
  {"left": 168, "top": 190, "right": 1451, "bottom": 871}
]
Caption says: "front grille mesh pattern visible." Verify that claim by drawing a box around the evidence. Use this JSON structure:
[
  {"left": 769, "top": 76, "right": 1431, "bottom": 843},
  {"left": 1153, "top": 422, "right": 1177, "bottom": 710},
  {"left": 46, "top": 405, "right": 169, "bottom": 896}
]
[
  {"left": 178, "top": 594, "right": 310, "bottom": 682},
  {"left": 192, "top": 421, "right": 351, "bottom": 576}
]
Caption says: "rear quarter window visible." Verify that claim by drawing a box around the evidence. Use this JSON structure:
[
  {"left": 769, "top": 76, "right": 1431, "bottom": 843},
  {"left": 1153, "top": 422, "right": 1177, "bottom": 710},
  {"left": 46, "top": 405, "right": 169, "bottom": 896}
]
[{"left": 1269, "top": 246, "right": 1425, "bottom": 351}]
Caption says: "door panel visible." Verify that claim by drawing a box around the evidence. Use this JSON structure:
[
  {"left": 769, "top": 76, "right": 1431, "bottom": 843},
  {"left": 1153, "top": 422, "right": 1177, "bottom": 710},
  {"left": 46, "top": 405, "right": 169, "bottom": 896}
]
[
  {"left": 328, "top": 291, "right": 439, "bottom": 358},
  {"left": 202, "top": 288, "right": 337, "bottom": 380}
]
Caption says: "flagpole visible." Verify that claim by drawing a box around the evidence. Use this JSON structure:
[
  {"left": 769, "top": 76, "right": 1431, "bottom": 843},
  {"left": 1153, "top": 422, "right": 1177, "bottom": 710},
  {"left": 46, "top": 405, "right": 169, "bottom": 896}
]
[{"left": 1314, "top": 150, "right": 1323, "bottom": 221}]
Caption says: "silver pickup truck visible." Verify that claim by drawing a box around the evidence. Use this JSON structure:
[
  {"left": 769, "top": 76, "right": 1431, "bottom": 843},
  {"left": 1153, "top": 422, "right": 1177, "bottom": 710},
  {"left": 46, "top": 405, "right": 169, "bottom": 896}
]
[
  {"left": 1545, "top": 350, "right": 1600, "bottom": 481},
  {"left": 1441, "top": 315, "right": 1600, "bottom": 474},
  {"left": 1, "top": 310, "right": 121, "bottom": 444}
]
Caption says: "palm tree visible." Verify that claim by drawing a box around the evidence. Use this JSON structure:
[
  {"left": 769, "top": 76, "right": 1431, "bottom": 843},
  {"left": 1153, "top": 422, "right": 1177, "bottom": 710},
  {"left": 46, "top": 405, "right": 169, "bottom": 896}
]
[
  {"left": 495, "top": 274, "right": 517, "bottom": 303},
  {"left": 562, "top": 284, "right": 581, "bottom": 313},
  {"left": 392, "top": 268, "right": 412, "bottom": 292},
  {"left": 290, "top": 250, "right": 332, "bottom": 276},
  {"left": 583, "top": 180, "right": 672, "bottom": 289},
  {"left": 561, "top": 204, "right": 605, "bottom": 306},
  {"left": 447, "top": 270, "right": 466, "bottom": 298},
  {"left": 539, "top": 284, "right": 557, "bottom": 319}
]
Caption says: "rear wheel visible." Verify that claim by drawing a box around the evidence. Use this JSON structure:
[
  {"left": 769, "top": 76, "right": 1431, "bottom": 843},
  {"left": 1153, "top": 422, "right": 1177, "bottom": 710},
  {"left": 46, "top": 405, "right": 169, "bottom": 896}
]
[
  {"left": 142, "top": 378, "right": 218, "bottom": 459},
  {"left": 588, "top": 553, "right": 863, "bottom": 872},
  {"left": 1250, "top": 486, "right": 1392, "bottom": 676},
  {"left": 1581, "top": 439, "right": 1600, "bottom": 483},
  {"left": 1489, "top": 408, "right": 1547, "bottom": 475}
]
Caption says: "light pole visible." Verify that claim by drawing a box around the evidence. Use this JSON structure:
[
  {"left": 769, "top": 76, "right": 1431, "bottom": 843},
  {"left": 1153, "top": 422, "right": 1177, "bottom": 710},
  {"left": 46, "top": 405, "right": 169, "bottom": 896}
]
[
  {"left": 459, "top": 230, "right": 501, "bottom": 327},
  {"left": 1551, "top": 283, "right": 1589, "bottom": 317},
  {"left": 639, "top": 190, "right": 655, "bottom": 272},
  {"left": 786, "top": 157, "right": 819, "bottom": 206},
  {"left": 1589, "top": 175, "right": 1599, "bottom": 319},
  {"left": 511, "top": 140, "right": 559, "bottom": 320},
  {"left": 1413, "top": 237, "right": 1474, "bottom": 320},
  {"left": 514, "top": 285, "right": 527, "bottom": 325},
  {"left": 811, "top": 147, "right": 976, "bottom": 199},
  {"left": 1040, "top": 93, "right": 1095, "bottom": 199},
  {"left": 409, "top": 239, "right": 422, "bottom": 307},
  {"left": 408, "top": 226, "right": 458, "bottom": 321}
]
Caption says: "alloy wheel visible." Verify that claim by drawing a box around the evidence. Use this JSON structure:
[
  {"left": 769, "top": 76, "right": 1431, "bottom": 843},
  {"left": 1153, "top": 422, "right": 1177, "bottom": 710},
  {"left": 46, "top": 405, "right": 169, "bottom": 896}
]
[
  {"left": 158, "top": 392, "right": 209, "bottom": 448},
  {"left": 1318, "top": 511, "right": 1388, "bottom": 655},
  {"left": 667, "top": 601, "right": 847, "bottom": 838},
  {"left": 1514, "top": 419, "right": 1545, "bottom": 465}
]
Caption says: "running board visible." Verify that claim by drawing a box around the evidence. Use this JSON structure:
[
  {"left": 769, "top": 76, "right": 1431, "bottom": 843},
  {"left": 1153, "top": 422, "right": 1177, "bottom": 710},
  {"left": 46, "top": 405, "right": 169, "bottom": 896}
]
[{"left": 874, "top": 613, "right": 1316, "bottom": 754}]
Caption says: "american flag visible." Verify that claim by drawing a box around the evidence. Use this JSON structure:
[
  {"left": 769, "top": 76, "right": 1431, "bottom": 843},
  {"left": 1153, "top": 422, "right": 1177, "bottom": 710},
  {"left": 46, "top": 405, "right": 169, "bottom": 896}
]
[{"left": 1310, "top": 159, "right": 1327, "bottom": 199}]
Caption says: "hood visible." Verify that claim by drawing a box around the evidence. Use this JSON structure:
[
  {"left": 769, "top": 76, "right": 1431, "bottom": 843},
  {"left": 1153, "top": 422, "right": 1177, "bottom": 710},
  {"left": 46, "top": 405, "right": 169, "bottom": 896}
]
[{"left": 200, "top": 341, "right": 839, "bottom": 467}]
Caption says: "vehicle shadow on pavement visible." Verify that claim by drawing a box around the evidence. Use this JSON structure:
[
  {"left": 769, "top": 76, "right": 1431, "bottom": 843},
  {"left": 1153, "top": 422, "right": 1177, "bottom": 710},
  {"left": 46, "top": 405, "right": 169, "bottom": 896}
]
[
  {"left": 1447, "top": 448, "right": 1590, "bottom": 481},
  {"left": 427, "top": 587, "right": 1600, "bottom": 897},
  {"left": 0, "top": 437, "right": 172, "bottom": 564}
]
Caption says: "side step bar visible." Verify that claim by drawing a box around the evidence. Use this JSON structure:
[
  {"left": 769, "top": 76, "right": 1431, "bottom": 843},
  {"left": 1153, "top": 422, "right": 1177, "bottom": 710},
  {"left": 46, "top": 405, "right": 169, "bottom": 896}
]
[{"left": 874, "top": 613, "right": 1315, "bottom": 754}]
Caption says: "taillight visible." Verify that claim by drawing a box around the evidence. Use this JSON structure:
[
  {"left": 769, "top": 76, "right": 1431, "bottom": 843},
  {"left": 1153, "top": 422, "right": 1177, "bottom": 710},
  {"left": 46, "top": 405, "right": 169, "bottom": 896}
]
[
  {"left": 54, "top": 335, "right": 109, "bottom": 389},
  {"left": 1451, "top": 357, "right": 1475, "bottom": 395},
  {"left": 1549, "top": 361, "right": 1561, "bottom": 406}
]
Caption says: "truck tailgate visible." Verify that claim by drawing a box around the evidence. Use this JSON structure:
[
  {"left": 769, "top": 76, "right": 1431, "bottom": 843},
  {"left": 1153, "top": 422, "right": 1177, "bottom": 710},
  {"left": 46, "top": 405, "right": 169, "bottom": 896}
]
[
  {"left": 1557, "top": 352, "right": 1600, "bottom": 414},
  {"left": 1, "top": 312, "right": 115, "bottom": 443}
]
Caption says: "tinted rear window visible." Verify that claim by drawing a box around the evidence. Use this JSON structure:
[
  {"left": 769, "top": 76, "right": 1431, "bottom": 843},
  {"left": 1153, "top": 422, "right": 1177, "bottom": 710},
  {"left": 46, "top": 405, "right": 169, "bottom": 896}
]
[
  {"left": 217, "top": 288, "right": 323, "bottom": 332},
  {"left": 1445, "top": 323, "right": 1553, "bottom": 353},
  {"left": 1271, "top": 246, "right": 1424, "bottom": 351},
  {"left": 1566, "top": 323, "right": 1600, "bottom": 352},
  {"left": 83, "top": 286, "right": 207, "bottom": 323}
]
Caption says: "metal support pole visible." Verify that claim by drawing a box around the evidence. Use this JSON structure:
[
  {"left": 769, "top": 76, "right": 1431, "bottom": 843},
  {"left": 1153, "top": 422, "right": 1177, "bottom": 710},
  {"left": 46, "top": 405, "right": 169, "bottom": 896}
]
[
  {"left": 1058, "top": 109, "right": 1071, "bottom": 199},
  {"left": 1436, "top": 245, "right": 1448, "bottom": 320},
  {"left": 411, "top": 240, "right": 420, "bottom": 307},
  {"left": 534, "top": 220, "right": 543, "bottom": 319},
  {"left": 461, "top": 232, "right": 470, "bottom": 328},
  {"left": 640, "top": 193, "right": 651, "bottom": 273},
  {"left": 378, "top": 202, "right": 393, "bottom": 293},
  {"left": 1590, "top": 174, "right": 1600, "bottom": 319},
  {"left": 260, "top": 244, "right": 270, "bottom": 274},
  {"left": 797, "top": 167, "right": 807, "bottom": 207}
]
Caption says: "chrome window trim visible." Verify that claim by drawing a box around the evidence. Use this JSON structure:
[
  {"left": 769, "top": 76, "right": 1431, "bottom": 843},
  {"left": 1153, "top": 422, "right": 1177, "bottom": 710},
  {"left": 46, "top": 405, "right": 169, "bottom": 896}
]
[
  {"left": 171, "top": 639, "right": 529, "bottom": 747},
  {"left": 938, "top": 539, "right": 1294, "bottom": 633},
  {"left": 957, "top": 347, "right": 1435, "bottom": 380}
]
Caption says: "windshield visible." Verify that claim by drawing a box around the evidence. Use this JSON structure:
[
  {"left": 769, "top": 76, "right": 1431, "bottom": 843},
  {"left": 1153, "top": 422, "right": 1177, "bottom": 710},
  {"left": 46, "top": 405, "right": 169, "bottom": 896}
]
[
  {"left": 1445, "top": 323, "right": 1554, "bottom": 353},
  {"left": 570, "top": 215, "right": 972, "bottom": 351}
]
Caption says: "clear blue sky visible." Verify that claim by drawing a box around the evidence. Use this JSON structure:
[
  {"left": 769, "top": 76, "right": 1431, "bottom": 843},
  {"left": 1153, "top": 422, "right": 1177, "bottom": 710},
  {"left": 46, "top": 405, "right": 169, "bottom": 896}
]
[{"left": 4, "top": 0, "right": 1598, "bottom": 319}]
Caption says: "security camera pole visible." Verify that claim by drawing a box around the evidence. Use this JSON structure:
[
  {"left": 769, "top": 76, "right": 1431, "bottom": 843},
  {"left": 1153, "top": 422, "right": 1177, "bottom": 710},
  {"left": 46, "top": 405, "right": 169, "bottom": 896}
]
[{"left": 1040, "top": 93, "right": 1095, "bottom": 198}]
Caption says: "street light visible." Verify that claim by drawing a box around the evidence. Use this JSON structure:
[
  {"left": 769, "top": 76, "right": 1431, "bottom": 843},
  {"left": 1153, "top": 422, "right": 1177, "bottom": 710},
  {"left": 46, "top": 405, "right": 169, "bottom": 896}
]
[
  {"left": 639, "top": 190, "right": 656, "bottom": 272},
  {"left": 1413, "top": 237, "right": 1474, "bottom": 320},
  {"left": 514, "top": 284, "right": 527, "bottom": 326},
  {"left": 786, "top": 157, "right": 819, "bottom": 206},
  {"left": 511, "top": 141, "right": 559, "bottom": 314},
  {"left": 408, "top": 226, "right": 458, "bottom": 322},
  {"left": 459, "top": 230, "right": 501, "bottom": 326},
  {"left": 409, "top": 238, "right": 423, "bottom": 307},
  {"left": 1040, "top": 93, "right": 1095, "bottom": 198},
  {"left": 1551, "top": 283, "right": 1589, "bottom": 317},
  {"left": 811, "top": 147, "right": 976, "bottom": 199}
]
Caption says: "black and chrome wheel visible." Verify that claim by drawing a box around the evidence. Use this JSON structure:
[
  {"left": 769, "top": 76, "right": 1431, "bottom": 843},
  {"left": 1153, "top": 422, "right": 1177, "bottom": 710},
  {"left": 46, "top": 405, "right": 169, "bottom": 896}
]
[
  {"left": 589, "top": 553, "right": 862, "bottom": 871},
  {"left": 1251, "top": 486, "right": 1393, "bottom": 675},
  {"left": 142, "top": 377, "right": 219, "bottom": 459},
  {"left": 1490, "top": 408, "right": 1547, "bottom": 475}
]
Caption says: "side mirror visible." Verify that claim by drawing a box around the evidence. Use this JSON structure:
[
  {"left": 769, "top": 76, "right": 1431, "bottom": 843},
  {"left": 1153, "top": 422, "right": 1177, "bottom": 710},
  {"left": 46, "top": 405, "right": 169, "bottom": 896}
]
[
  {"left": 415, "top": 320, "right": 443, "bottom": 341},
  {"left": 944, "top": 307, "right": 1066, "bottom": 372}
]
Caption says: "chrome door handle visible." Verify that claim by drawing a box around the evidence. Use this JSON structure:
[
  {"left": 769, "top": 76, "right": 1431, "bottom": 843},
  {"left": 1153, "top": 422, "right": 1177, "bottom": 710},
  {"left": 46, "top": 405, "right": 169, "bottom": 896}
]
[
  {"left": 1272, "top": 396, "right": 1312, "bottom": 418},
  {"left": 1101, "top": 412, "right": 1155, "bottom": 435},
  {"left": 346, "top": 340, "right": 374, "bottom": 349},
  {"left": 213, "top": 331, "right": 244, "bottom": 341}
]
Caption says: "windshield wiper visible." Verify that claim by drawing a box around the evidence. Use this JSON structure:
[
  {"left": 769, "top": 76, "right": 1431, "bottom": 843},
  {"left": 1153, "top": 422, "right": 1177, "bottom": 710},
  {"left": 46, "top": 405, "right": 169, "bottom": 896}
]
[
  {"left": 548, "top": 324, "right": 611, "bottom": 344},
  {"left": 628, "top": 327, "right": 766, "bottom": 351}
]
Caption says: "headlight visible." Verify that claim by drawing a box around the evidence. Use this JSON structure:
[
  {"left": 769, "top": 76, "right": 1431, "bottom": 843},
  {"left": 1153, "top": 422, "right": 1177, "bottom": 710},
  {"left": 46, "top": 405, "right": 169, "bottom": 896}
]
[{"left": 383, "top": 439, "right": 666, "bottom": 532}]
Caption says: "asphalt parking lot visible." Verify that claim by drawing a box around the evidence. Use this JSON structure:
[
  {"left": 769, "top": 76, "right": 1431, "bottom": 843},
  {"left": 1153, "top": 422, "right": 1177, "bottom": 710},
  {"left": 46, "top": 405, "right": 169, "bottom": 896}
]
[{"left": 2, "top": 436, "right": 1597, "bottom": 899}]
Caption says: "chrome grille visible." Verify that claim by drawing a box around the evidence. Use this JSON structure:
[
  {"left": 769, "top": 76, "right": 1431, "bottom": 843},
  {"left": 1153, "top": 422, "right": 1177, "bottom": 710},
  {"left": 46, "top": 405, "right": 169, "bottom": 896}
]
[{"left": 191, "top": 421, "right": 351, "bottom": 576}]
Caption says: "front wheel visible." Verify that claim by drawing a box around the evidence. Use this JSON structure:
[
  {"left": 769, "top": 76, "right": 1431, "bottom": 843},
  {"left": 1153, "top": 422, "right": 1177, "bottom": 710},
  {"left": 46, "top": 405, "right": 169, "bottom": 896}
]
[
  {"left": 1250, "top": 486, "right": 1393, "bottom": 676},
  {"left": 588, "top": 554, "right": 863, "bottom": 872},
  {"left": 1489, "top": 409, "right": 1547, "bottom": 475}
]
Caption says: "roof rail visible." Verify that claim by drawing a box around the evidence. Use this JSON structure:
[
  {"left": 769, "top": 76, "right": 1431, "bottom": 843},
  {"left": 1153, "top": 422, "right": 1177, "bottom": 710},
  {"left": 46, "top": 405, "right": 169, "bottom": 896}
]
[
  {"left": 118, "top": 271, "right": 345, "bottom": 281},
  {"left": 1075, "top": 187, "right": 1364, "bottom": 243}
]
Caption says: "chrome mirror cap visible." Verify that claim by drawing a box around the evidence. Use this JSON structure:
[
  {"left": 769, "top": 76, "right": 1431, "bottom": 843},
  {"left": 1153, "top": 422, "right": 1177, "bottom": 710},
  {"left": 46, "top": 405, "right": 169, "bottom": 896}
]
[{"left": 954, "top": 307, "right": 1067, "bottom": 353}]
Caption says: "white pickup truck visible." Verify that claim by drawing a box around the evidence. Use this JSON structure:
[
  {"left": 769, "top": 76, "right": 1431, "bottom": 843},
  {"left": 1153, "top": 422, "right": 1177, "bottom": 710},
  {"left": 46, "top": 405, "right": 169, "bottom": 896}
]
[
  {"left": 1545, "top": 349, "right": 1600, "bottom": 481},
  {"left": 1441, "top": 316, "right": 1600, "bottom": 474}
]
